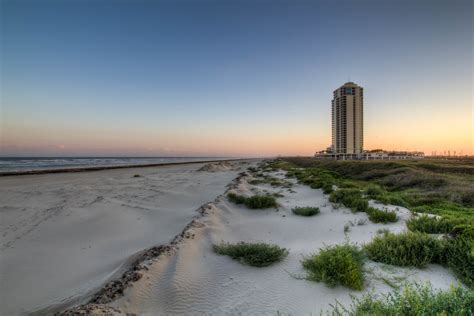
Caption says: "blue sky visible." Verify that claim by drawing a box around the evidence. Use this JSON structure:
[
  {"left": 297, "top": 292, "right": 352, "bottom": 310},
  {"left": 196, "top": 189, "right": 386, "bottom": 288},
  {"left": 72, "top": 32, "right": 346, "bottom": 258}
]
[{"left": 1, "top": 0, "right": 472, "bottom": 156}]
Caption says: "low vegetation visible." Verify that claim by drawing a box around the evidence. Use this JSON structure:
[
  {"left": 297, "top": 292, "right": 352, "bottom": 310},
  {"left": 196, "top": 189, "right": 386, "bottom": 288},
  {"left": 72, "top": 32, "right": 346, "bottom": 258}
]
[
  {"left": 444, "top": 226, "right": 474, "bottom": 288},
  {"left": 292, "top": 206, "right": 320, "bottom": 217},
  {"left": 227, "top": 193, "right": 277, "bottom": 209},
  {"left": 273, "top": 157, "right": 474, "bottom": 222},
  {"left": 302, "top": 244, "right": 365, "bottom": 290},
  {"left": 364, "top": 232, "right": 444, "bottom": 268},
  {"left": 213, "top": 242, "right": 288, "bottom": 267},
  {"left": 268, "top": 158, "right": 474, "bottom": 288},
  {"left": 329, "top": 189, "right": 369, "bottom": 213},
  {"left": 407, "top": 215, "right": 466, "bottom": 234},
  {"left": 331, "top": 283, "right": 474, "bottom": 316},
  {"left": 366, "top": 207, "right": 398, "bottom": 223}
]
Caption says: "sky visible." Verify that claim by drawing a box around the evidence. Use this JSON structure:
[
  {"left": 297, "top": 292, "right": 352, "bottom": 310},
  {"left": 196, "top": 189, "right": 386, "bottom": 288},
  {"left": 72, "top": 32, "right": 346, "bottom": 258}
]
[{"left": 1, "top": 0, "right": 472, "bottom": 157}]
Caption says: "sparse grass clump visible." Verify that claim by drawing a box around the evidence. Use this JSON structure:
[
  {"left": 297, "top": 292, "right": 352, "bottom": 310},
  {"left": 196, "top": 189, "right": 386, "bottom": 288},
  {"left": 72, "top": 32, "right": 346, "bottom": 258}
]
[
  {"left": 364, "top": 232, "right": 444, "bottom": 268},
  {"left": 213, "top": 242, "right": 288, "bottom": 267},
  {"left": 407, "top": 215, "right": 466, "bottom": 234},
  {"left": 302, "top": 244, "right": 365, "bottom": 290},
  {"left": 366, "top": 207, "right": 398, "bottom": 223},
  {"left": 227, "top": 193, "right": 277, "bottom": 209},
  {"left": 292, "top": 206, "right": 320, "bottom": 217},
  {"left": 331, "top": 283, "right": 474, "bottom": 316}
]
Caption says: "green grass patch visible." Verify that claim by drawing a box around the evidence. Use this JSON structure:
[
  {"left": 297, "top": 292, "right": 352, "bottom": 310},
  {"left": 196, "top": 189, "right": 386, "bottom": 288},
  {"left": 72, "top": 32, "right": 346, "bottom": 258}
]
[
  {"left": 227, "top": 193, "right": 277, "bottom": 209},
  {"left": 407, "top": 215, "right": 466, "bottom": 234},
  {"left": 364, "top": 232, "right": 444, "bottom": 268},
  {"left": 329, "top": 189, "right": 369, "bottom": 213},
  {"left": 302, "top": 244, "right": 365, "bottom": 290},
  {"left": 331, "top": 283, "right": 474, "bottom": 316},
  {"left": 292, "top": 206, "right": 320, "bottom": 217},
  {"left": 444, "top": 226, "right": 474, "bottom": 288},
  {"left": 366, "top": 207, "right": 398, "bottom": 223},
  {"left": 213, "top": 242, "right": 288, "bottom": 267}
]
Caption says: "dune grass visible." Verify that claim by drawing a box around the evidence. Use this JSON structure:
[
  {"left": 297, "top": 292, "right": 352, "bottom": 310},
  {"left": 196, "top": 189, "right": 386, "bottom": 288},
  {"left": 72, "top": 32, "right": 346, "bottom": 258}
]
[
  {"left": 213, "top": 242, "right": 288, "bottom": 267},
  {"left": 329, "top": 189, "right": 369, "bottom": 213},
  {"left": 366, "top": 207, "right": 398, "bottom": 223},
  {"left": 364, "top": 231, "right": 444, "bottom": 268},
  {"left": 331, "top": 283, "right": 474, "bottom": 316},
  {"left": 444, "top": 226, "right": 474, "bottom": 288},
  {"left": 302, "top": 244, "right": 365, "bottom": 290},
  {"left": 227, "top": 193, "right": 277, "bottom": 209},
  {"left": 292, "top": 206, "right": 320, "bottom": 217},
  {"left": 406, "top": 215, "right": 466, "bottom": 234}
]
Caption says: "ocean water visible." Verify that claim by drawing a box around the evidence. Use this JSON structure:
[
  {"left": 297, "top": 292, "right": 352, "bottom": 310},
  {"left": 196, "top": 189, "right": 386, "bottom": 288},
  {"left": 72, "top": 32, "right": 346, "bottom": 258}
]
[{"left": 0, "top": 157, "right": 232, "bottom": 173}]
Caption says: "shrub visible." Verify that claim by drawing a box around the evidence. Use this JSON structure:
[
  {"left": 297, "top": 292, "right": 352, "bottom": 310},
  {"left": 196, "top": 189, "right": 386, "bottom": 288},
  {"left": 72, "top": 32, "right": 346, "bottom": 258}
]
[
  {"left": 213, "top": 242, "right": 288, "bottom": 267},
  {"left": 445, "top": 226, "right": 474, "bottom": 288},
  {"left": 227, "top": 192, "right": 247, "bottom": 204},
  {"left": 366, "top": 207, "right": 398, "bottom": 224},
  {"left": 292, "top": 206, "right": 320, "bottom": 217},
  {"left": 322, "top": 183, "right": 334, "bottom": 194},
  {"left": 329, "top": 189, "right": 369, "bottom": 213},
  {"left": 365, "top": 184, "right": 386, "bottom": 199},
  {"left": 407, "top": 215, "right": 466, "bottom": 234},
  {"left": 364, "top": 232, "right": 444, "bottom": 268},
  {"left": 331, "top": 283, "right": 474, "bottom": 315},
  {"left": 227, "top": 193, "right": 277, "bottom": 209},
  {"left": 302, "top": 244, "right": 365, "bottom": 290}
]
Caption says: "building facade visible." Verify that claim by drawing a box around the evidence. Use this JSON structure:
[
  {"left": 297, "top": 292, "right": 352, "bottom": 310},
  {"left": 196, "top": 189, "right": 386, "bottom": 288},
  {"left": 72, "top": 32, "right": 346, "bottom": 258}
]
[{"left": 331, "top": 82, "right": 364, "bottom": 155}]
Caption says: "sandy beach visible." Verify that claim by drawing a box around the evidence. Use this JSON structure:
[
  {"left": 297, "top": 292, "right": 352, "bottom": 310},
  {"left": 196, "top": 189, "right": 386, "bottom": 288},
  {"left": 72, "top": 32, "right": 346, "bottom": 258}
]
[
  {"left": 0, "top": 160, "right": 252, "bottom": 315},
  {"left": 101, "top": 166, "right": 462, "bottom": 315},
  {"left": 0, "top": 160, "right": 466, "bottom": 315}
]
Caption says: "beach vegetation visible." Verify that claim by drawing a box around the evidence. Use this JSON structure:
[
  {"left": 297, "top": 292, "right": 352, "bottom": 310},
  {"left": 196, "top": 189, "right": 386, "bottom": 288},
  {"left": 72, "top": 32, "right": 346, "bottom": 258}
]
[
  {"left": 329, "top": 189, "right": 369, "bottom": 213},
  {"left": 406, "top": 215, "right": 467, "bottom": 234},
  {"left": 292, "top": 206, "right": 320, "bottom": 217},
  {"left": 330, "top": 283, "right": 474, "bottom": 316},
  {"left": 213, "top": 242, "right": 288, "bottom": 267},
  {"left": 366, "top": 207, "right": 398, "bottom": 223},
  {"left": 364, "top": 232, "right": 444, "bottom": 268},
  {"left": 302, "top": 244, "right": 365, "bottom": 290},
  {"left": 227, "top": 193, "right": 277, "bottom": 209}
]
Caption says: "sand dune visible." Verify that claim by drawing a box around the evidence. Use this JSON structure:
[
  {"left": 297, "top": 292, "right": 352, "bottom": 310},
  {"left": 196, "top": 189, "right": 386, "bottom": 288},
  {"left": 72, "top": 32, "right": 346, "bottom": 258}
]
[
  {"left": 106, "top": 168, "right": 461, "bottom": 315},
  {"left": 0, "top": 162, "right": 250, "bottom": 315}
]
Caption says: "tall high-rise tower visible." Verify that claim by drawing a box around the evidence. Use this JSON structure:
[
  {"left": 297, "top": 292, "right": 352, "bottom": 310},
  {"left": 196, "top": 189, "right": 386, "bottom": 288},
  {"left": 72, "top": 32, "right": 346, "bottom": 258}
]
[{"left": 331, "top": 82, "right": 364, "bottom": 155}]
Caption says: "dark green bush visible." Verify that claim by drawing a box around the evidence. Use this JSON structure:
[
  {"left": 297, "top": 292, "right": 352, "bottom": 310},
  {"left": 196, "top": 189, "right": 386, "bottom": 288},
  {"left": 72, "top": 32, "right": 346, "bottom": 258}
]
[
  {"left": 407, "top": 215, "right": 466, "bottom": 234},
  {"left": 445, "top": 226, "right": 474, "bottom": 288},
  {"left": 227, "top": 193, "right": 277, "bottom": 209},
  {"left": 331, "top": 283, "right": 474, "bottom": 315},
  {"left": 213, "top": 242, "right": 288, "bottom": 267},
  {"left": 292, "top": 206, "right": 320, "bottom": 217},
  {"left": 364, "top": 232, "right": 444, "bottom": 268},
  {"left": 302, "top": 244, "right": 365, "bottom": 290},
  {"left": 366, "top": 207, "right": 398, "bottom": 223}
]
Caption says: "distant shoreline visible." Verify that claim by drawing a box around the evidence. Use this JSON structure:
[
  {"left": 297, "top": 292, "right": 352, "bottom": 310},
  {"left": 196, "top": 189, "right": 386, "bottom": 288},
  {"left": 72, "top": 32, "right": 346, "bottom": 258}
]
[{"left": 0, "top": 158, "right": 257, "bottom": 177}]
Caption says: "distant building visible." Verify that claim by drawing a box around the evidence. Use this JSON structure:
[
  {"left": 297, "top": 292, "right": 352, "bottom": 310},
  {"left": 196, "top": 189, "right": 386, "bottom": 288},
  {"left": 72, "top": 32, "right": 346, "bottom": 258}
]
[
  {"left": 332, "top": 82, "right": 364, "bottom": 156},
  {"left": 314, "top": 82, "right": 424, "bottom": 160}
]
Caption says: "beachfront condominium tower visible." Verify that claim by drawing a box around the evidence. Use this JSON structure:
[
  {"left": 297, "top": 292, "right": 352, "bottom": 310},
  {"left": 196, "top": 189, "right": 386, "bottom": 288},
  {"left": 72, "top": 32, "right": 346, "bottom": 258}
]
[{"left": 331, "top": 82, "right": 364, "bottom": 155}]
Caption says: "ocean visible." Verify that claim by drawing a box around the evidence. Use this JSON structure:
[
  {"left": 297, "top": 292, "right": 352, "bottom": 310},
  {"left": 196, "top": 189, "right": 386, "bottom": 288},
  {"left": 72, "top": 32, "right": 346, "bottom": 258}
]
[{"left": 0, "top": 157, "right": 233, "bottom": 173}]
